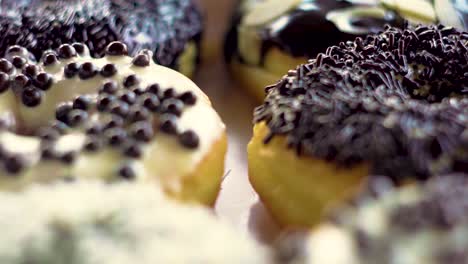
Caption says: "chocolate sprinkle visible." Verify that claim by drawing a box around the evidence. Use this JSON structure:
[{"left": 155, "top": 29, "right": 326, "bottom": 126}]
[
  {"left": 84, "top": 137, "right": 102, "bottom": 152},
  {"left": 100, "top": 81, "right": 119, "bottom": 95},
  {"left": 0, "top": 59, "right": 13, "bottom": 74},
  {"left": 0, "top": 72, "right": 10, "bottom": 93},
  {"left": 179, "top": 91, "right": 197, "bottom": 106},
  {"left": 129, "top": 122, "right": 154, "bottom": 142},
  {"left": 12, "top": 74, "right": 30, "bottom": 89},
  {"left": 123, "top": 144, "right": 143, "bottom": 158},
  {"left": 11, "top": 56, "right": 26, "bottom": 69},
  {"left": 86, "top": 124, "right": 103, "bottom": 136},
  {"left": 72, "top": 43, "right": 87, "bottom": 55},
  {"left": 160, "top": 114, "right": 179, "bottom": 135},
  {"left": 128, "top": 107, "right": 150, "bottom": 123},
  {"left": 23, "top": 64, "right": 38, "bottom": 77},
  {"left": 56, "top": 103, "right": 73, "bottom": 124},
  {"left": 58, "top": 44, "right": 77, "bottom": 59},
  {"left": 105, "top": 128, "right": 127, "bottom": 146},
  {"left": 100, "top": 63, "right": 117, "bottom": 78},
  {"left": 34, "top": 72, "right": 53, "bottom": 90},
  {"left": 179, "top": 130, "right": 200, "bottom": 149},
  {"left": 132, "top": 54, "right": 150, "bottom": 67},
  {"left": 162, "top": 99, "right": 184, "bottom": 117},
  {"left": 60, "top": 152, "right": 76, "bottom": 164},
  {"left": 21, "top": 87, "right": 42, "bottom": 107},
  {"left": 78, "top": 62, "right": 98, "bottom": 80},
  {"left": 40, "top": 147, "right": 55, "bottom": 160},
  {"left": 72, "top": 96, "right": 92, "bottom": 111},
  {"left": 42, "top": 53, "right": 58, "bottom": 66},
  {"left": 106, "top": 42, "right": 128, "bottom": 56},
  {"left": 97, "top": 95, "right": 116, "bottom": 112},
  {"left": 141, "top": 94, "right": 160, "bottom": 112},
  {"left": 64, "top": 63, "right": 79, "bottom": 79},
  {"left": 118, "top": 164, "right": 136, "bottom": 180},
  {"left": 120, "top": 91, "right": 137, "bottom": 105},
  {"left": 0, "top": 0, "right": 202, "bottom": 70},
  {"left": 123, "top": 74, "right": 139, "bottom": 88},
  {"left": 147, "top": 83, "right": 160, "bottom": 95},
  {"left": 4, "top": 155, "right": 24, "bottom": 174},
  {"left": 254, "top": 24, "right": 468, "bottom": 180},
  {"left": 67, "top": 109, "right": 88, "bottom": 127}
]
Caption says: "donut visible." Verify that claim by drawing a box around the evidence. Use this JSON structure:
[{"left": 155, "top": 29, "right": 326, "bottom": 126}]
[
  {"left": 225, "top": 0, "right": 467, "bottom": 101},
  {"left": 248, "top": 24, "right": 468, "bottom": 227},
  {"left": 0, "top": 41, "right": 227, "bottom": 206},
  {"left": 0, "top": 0, "right": 202, "bottom": 77},
  {"left": 276, "top": 174, "right": 468, "bottom": 264},
  {"left": 0, "top": 181, "right": 272, "bottom": 263}
]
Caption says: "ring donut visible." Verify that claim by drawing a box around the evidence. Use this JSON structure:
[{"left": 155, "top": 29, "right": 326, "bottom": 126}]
[
  {"left": 225, "top": 0, "right": 467, "bottom": 101},
  {"left": 0, "top": 41, "right": 227, "bottom": 206},
  {"left": 0, "top": 181, "right": 271, "bottom": 263},
  {"left": 248, "top": 24, "right": 468, "bottom": 227},
  {"left": 276, "top": 174, "right": 468, "bottom": 264},
  {"left": 0, "top": 0, "right": 202, "bottom": 77}
]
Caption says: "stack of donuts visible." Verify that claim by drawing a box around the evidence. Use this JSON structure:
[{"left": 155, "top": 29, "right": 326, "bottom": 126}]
[{"left": 0, "top": 0, "right": 466, "bottom": 263}]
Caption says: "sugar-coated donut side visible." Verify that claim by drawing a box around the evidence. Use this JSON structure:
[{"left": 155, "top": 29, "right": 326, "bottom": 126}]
[
  {"left": 249, "top": 24, "right": 468, "bottom": 227},
  {"left": 0, "top": 41, "right": 226, "bottom": 206},
  {"left": 0, "top": 181, "right": 272, "bottom": 264}
]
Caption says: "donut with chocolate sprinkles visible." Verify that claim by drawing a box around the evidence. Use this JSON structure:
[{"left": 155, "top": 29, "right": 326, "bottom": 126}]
[
  {"left": 0, "top": 41, "right": 227, "bottom": 206},
  {"left": 0, "top": 0, "right": 203, "bottom": 77},
  {"left": 248, "top": 24, "right": 468, "bottom": 227},
  {"left": 225, "top": 0, "right": 467, "bottom": 101},
  {"left": 281, "top": 174, "right": 468, "bottom": 264}
]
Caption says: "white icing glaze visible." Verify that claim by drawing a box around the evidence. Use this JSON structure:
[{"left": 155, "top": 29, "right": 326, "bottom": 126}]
[
  {"left": 0, "top": 182, "right": 271, "bottom": 263},
  {"left": 0, "top": 46, "right": 225, "bottom": 190},
  {"left": 307, "top": 225, "right": 359, "bottom": 264}
]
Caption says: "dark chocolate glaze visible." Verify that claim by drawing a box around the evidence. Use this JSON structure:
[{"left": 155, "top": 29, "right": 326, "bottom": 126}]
[
  {"left": 254, "top": 24, "right": 468, "bottom": 180},
  {"left": 225, "top": 0, "right": 404, "bottom": 64},
  {"left": 226, "top": 0, "right": 467, "bottom": 66},
  {"left": 0, "top": 0, "right": 203, "bottom": 70},
  {"left": 260, "top": 0, "right": 402, "bottom": 60},
  {"left": 224, "top": 1, "right": 244, "bottom": 63}
]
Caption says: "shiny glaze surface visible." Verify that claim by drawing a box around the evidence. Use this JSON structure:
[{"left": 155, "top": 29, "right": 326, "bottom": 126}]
[
  {"left": 260, "top": 0, "right": 402, "bottom": 58},
  {"left": 226, "top": 0, "right": 467, "bottom": 64}
]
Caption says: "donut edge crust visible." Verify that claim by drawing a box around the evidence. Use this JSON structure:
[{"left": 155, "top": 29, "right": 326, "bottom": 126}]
[
  {"left": 229, "top": 48, "right": 307, "bottom": 102},
  {"left": 167, "top": 131, "right": 228, "bottom": 206},
  {"left": 248, "top": 122, "right": 369, "bottom": 227}
]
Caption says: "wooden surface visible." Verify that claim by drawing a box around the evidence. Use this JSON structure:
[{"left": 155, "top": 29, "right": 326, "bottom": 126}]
[{"left": 196, "top": 0, "right": 281, "bottom": 242}]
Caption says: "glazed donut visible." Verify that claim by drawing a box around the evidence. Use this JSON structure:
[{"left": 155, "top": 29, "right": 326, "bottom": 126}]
[
  {"left": 276, "top": 174, "right": 468, "bottom": 264},
  {"left": 0, "top": 41, "right": 227, "bottom": 206},
  {"left": 0, "top": 181, "right": 271, "bottom": 263},
  {"left": 225, "top": 0, "right": 467, "bottom": 101},
  {"left": 0, "top": 0, "right": 202, "bottom": 77},
  {"left": 248, "top": 24, "right": 468, "bottom": 227}
]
